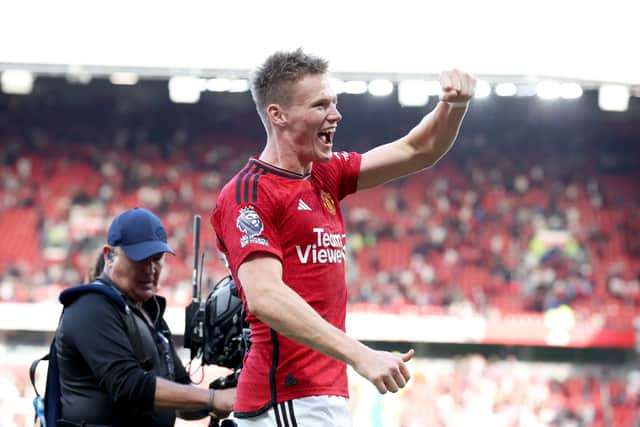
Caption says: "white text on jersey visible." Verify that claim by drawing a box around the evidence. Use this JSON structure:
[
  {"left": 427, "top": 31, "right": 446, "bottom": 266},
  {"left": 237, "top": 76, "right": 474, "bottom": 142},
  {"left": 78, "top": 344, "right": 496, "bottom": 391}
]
[{"left": 295, "top": 227, "right": 346, "bottom": 264}]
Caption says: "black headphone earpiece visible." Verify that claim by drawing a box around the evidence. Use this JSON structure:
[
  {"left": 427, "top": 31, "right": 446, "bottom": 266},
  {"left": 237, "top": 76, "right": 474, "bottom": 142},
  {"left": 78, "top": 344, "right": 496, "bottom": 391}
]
[{"left": 108, "top": 252, "right": 114, "bottom": 262}]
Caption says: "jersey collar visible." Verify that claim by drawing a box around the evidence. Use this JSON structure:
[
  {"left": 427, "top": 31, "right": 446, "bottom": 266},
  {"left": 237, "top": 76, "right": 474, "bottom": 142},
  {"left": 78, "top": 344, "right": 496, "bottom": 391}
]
[{"left": 250, "top": 158, "right": 311, "bottom": 179}]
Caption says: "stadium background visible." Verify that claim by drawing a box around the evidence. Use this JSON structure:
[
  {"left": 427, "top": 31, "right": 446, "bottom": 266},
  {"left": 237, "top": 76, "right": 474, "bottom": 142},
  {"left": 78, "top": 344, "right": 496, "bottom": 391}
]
[{"left": 1, "top": 1, "right": 639, "bottom": 426}]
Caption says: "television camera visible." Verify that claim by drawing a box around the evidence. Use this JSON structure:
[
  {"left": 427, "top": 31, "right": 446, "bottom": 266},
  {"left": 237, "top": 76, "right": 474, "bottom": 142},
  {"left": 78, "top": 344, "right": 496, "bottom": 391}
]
[{"left": 183, "top": 215, "right": 250, "bottom": 424}]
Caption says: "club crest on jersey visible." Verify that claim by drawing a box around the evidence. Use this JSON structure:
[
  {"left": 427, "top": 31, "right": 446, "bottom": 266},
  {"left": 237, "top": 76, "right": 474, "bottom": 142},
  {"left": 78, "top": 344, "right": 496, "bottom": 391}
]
[
  {"left": 236, "top": 206, "right": 268, "bottom": 248},
  {"left": 320, "top": 190, "right": 336, "bottom": 215}
]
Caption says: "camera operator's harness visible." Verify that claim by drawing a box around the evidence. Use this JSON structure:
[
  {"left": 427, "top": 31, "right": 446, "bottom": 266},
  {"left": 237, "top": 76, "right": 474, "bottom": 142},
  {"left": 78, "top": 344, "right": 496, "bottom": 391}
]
[{"left": 30, "top": 279, "right": 167, "bottom": 427}]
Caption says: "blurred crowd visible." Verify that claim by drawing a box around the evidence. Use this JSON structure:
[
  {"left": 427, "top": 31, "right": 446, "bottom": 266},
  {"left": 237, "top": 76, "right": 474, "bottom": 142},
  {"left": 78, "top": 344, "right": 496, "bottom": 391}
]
[
  {"left": 348, "top": 354, "right": 640, "bottom": 427},
  {"left": 1, "top": 83, "right": 638, "bottom": 325},
  {"left": 343, "top": 125, "right": 640, "bottom": 325}
]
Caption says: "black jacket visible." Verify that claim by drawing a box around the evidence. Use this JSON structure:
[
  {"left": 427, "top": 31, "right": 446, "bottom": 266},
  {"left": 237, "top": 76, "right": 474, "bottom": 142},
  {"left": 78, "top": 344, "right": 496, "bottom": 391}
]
[{"left": 55, "top": 275, "right": 189, "bottom": 426}]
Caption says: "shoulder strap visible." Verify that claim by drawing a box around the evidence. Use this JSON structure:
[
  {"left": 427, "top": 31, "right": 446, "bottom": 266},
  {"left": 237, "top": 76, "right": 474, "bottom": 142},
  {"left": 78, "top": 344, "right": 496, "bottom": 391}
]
[
  {"left": 43, "top": 336, "right": 62, "bottom": 425},
  {"left": 63, "top": 280, "right": 153, "bottom": 369},
  {"left": 30, "top": 282, "right": 155, "bottom": 426},
  {"left": 30, "top": 309, "right": 64, "bottom": 399},
  {"left": 120, "top": 304, "right": 153, "bottom": 371},
  {"left": 30, "top": 312, "right": 64, "bottom": 427},
  {"left": 29, "top": 352, "right": 49, "bottom": 398}
]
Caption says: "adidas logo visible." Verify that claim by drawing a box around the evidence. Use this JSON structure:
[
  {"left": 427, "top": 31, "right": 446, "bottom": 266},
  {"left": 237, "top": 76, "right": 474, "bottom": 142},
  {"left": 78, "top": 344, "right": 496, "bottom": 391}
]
[
  {"left": 285, "top": 373, "right": 298, "bottom": 386},
  {"left": 297, "top": 199, "right": 312, "bottom": 211}
]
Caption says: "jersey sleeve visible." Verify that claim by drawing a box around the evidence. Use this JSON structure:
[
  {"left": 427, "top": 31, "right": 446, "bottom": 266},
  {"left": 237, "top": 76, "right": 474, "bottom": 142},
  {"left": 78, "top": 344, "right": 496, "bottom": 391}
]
[
  {"left": 212, "top": 193, "right": 283, "bottom": 276},
  {"left": 329, "top": 151, "right": 362, "bottom": 200}
]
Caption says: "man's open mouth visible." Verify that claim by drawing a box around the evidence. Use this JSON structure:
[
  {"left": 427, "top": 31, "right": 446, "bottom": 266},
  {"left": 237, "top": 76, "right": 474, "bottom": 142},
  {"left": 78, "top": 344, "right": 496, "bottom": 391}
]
[{"left": 318, "top": 129, "right": 335, "bottom": 144}]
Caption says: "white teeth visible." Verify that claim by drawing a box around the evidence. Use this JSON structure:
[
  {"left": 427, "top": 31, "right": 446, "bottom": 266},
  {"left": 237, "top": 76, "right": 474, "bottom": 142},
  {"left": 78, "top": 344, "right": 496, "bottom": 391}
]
[{"left": 318, "top": 132, "right": 331, "bottom": 144}]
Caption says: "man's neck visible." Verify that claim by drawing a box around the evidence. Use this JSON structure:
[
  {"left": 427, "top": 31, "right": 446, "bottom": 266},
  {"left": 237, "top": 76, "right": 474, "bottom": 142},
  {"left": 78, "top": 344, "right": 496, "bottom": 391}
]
[{"left": 260, "top": 140, "right": 311, "bottom": 175}]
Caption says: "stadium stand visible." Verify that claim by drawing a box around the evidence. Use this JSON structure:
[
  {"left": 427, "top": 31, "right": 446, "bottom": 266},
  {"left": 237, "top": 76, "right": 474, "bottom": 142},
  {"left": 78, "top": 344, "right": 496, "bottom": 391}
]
[
  {"left": 1, "top": 84, "right": 638, "bottom": 317},
  {"left": 0, "top": 79, "right": 638, "bottom": 425}
]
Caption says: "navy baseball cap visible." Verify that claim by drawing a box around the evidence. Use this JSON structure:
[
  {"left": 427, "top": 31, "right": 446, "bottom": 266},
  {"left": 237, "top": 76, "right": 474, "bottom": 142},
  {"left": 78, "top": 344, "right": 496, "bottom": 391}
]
[{"left": 107, "top": 208, "right": 175, "bottom": 261}]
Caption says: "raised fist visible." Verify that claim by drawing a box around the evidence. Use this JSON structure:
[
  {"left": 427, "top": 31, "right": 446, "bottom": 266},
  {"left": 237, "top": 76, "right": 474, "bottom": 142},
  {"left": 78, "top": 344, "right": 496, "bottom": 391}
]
[{"left": 440, "top": 69, "right": 476, "bottom": 103}]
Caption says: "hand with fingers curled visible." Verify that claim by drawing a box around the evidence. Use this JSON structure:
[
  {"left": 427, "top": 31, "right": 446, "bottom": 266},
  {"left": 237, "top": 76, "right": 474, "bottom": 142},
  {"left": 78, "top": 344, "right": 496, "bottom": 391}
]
[
  {"left": 207, "top": 386, "right": 237, "bottom": 419},
  {"left": 353, "top": 347, "right": 415, "bottom": 394},
  {"left": 439, "top": 69, "right": 477, "bottom": 107}
]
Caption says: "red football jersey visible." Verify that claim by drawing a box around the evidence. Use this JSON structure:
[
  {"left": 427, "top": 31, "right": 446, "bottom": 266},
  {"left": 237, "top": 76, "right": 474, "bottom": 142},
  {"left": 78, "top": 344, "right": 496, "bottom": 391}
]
[{"left": 211, "top": 152, "right": 361, "bottom": 416}]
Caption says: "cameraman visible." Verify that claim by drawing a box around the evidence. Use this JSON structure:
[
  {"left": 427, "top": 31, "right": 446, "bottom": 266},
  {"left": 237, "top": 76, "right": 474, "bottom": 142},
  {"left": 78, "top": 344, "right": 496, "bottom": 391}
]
[{"left": 55, "top": 208, "right": 236, "bottom": 426}]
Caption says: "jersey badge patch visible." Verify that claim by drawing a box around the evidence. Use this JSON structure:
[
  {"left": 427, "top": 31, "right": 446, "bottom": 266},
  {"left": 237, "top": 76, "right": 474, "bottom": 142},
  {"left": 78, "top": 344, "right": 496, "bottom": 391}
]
[{"left": 236, "top": 206, "right": 268, "bottom": 248}]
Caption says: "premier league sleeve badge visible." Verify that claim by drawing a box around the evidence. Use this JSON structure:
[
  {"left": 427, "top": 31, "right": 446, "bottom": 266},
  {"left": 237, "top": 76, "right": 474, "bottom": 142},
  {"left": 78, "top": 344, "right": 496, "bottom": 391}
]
[{"left": 237, "top": 206, "right": 269, "bottom": 248}]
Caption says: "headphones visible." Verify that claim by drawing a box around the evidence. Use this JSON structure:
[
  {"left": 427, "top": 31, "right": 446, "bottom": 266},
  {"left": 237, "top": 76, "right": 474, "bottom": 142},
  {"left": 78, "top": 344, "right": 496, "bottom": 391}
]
[{"left": 107, "top": 252, "right": 114, "bottom": 262}]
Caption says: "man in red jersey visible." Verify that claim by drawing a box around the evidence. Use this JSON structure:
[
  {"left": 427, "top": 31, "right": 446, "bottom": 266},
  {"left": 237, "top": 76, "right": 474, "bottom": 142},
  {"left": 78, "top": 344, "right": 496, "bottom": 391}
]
[{"left": 212, "top": 48, "right": 475, "bottom": 426}]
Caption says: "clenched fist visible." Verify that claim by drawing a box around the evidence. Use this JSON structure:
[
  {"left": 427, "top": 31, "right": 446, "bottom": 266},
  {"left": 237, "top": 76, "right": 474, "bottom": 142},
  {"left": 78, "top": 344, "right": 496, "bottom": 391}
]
[
  {"left": 440, "top": 69, "right": 476, "bottom": 104},
  {"left": 353, "top": 346, "right": 415, "bottom": 394}
]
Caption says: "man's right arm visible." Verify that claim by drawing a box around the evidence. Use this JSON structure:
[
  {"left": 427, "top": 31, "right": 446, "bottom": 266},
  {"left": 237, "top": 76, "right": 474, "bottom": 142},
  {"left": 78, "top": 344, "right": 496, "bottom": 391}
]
[
  {"left": 238, "top": 253, "right": 414, "bottom": 394},
  {"left": 154, "top": 378, "right": 235, "bottom": 419},
  {"left": 64, "top": 294, "right": 236, "bottom": 417}
]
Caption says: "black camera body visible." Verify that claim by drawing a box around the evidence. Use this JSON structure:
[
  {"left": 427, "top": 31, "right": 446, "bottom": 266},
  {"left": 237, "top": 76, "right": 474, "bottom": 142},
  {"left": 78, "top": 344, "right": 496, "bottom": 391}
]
[
  {"left": 184, "top": 276, "right": 250, "bottom": 369},
  {"left": 185, "top": 216, "right": 246, "bottom": 426}
]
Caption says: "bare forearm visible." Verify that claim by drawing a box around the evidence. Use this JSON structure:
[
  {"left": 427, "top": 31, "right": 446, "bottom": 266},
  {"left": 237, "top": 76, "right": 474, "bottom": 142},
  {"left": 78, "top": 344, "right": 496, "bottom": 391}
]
[
  {"left": 358, "top": 101, "right": 469, "bottom": 189},
  {"left": 154, "top": 378, "right": 208, "bottom": 411},
  {"left": 405, "top": 101, "right": 468, "bottom": 166},
  {"left": 155, "top": 378, "right": 235, "bottom": 419},
  {"left": 249, "top": 283, "right": 366, "bottom": 366},
  {"left": 238, "top": 256, "right": 414, "bottom": 395}
]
